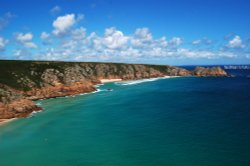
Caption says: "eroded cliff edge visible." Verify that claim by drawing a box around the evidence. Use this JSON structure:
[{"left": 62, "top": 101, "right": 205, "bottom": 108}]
[{"left": 0, "top": 60, "right": 227, "bottom": 120}]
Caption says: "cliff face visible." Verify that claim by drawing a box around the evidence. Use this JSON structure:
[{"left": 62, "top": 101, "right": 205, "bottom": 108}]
[{"left": 0, "top": 60, "right": 227, "bottom": 120}]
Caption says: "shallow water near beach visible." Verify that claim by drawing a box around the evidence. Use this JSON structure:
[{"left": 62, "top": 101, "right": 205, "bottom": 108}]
[{"left": 1, "top": 73, "right": 250, "bottom": 166}]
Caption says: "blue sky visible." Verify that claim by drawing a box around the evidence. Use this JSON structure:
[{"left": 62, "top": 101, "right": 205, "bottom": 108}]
[{"left": 0, "top": 0, "right": 250, "bottom": 65}]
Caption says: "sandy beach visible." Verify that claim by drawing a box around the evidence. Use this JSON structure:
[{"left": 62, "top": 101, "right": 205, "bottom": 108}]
[
  {"left": 0, "top": 118, "right": 16, "bottom": 126},
  {"left": 100, "top": 79, "right": 122, "bottom": 83}
]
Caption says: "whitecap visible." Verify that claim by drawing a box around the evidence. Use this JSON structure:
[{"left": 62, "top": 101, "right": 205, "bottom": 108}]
[
  {"left": 29, "top": 110, "right": 43, "bottom": 118},
  {"left": 91, "top": 89, "right": 102, "bottom": 93},
  {"left": 95, "top": 84, "right": 104, "bottom": 88},
  {"left": 31, "top": 110, "right": 42, "bottom": 114}
]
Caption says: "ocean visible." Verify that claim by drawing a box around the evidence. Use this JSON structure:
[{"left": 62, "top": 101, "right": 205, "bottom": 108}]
[{"left": 0, "top": 66, "right": 250, "bottom": 166}]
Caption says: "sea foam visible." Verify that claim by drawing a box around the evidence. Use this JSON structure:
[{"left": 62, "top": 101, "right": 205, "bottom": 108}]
[{"left": 36, "top": 102, "right": 42, "bottom": 106}]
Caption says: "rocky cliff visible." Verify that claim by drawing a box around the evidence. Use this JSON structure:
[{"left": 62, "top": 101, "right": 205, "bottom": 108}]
[
  {"left": 0, "top": 60, "right": 227, "bottom": 120},
  {"left": 193, "top": 66, "right": 228, "bottom": 76}
]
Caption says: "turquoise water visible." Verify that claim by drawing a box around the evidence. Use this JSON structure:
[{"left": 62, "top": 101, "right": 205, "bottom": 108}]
[{"left": 0, "top": 76, "right": 250, "bottom": 166}]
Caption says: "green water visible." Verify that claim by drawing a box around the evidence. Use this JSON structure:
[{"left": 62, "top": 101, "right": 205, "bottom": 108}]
[{"left": 0, "top": 77, "right": 250, "bottom": 166}]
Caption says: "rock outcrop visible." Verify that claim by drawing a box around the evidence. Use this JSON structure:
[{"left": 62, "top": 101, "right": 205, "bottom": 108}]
[
  {"left": 193, "top": 66, "right": 227, "bottom": 76},
  {"left": 0, "top": 60, "right": 227, "bottom": 120},
  {"left": 0, "top": 99, "right": 41, "bottom": 119}
]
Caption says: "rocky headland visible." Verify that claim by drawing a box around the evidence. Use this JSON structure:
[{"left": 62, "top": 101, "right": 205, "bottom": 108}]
[{"left": 0, "top": 60, "right": 227, "bottom": 122}]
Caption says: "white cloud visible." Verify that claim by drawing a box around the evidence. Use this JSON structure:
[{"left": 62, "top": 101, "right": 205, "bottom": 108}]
[
  {"left": 2, "top": 10, "right": 249, "bottom": 63},
  {"left": 76, "top": 14, "right": 84, "bottom": 22},
  {"left": 102, "top": 27, "right": 129, "bottom": 49},
  {"left": 134, "top": 28, "right": 152, "bottom": 41},
  {"left": 40, "top": 32, "right": 52, "bottom": 44},
  {"left": 0, "top": 12, "right": 15, "bottom": 31},
  {"left": 16, "top": 33, "right": 33, "bottom": 41},
  {"left": 71, "top": 27, "right": 86, "bottom": 40},
  {"left": 169, "top": 37, "right": 183, "bottom": 47},
  {"left": 40, "top": 32, "right": 50, "bottom": 40},
  {"left": 131, "top": 28, "right": 153, "bottom": 47},
  {"left": 15, "top": 32, "right": 37, "bottom": 48},
  {"left": 192, "top": 38, "right": 212, "bottom": 46},
  {"left": 13, "top": 49, "right": 32, "bottom": 59},
  {"left": 217, "top": 51, "right": 237, "bottom": 58},
  {"left": 192, "top": 39, "right": 202, "bottom": 45},
  {"left": 12, "top": 12, "right": 245, "bottom": 62},
  {"left": 90, "top": 33, "right": 103, "bottom": 50},
  {"left": 53, "top": 14, "right": 76, "bottom": 36},
  {"left": 50, "top": 6, "right": 61, "bottom": 15},
  {"left": 158, "top": 37, "right": 168, "bottom": 47},
  {"left": 165, "top": 48, "right": 236, "bottom": 59},
  {"left": 37, "top": 25, "right": 242, "bottom": 61},
  {"left": 228, "top": 35, "right": 245, "bottom": 48},
  {"left": 175, "top": 49, "right": 214, "bottom": 59},
  {"left": 13, "top": 49, "right": 24, "bottom": 57},
  {"left": 24, "top": 42, "right": 37, "bottom": 49},
  {"left": 0, "top": 37, "right": 8, "bottom": 51}
]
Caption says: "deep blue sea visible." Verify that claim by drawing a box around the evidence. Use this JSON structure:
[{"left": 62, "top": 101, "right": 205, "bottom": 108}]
[{"left": 0, "top": 66, "right": 250, "bottom": 166}]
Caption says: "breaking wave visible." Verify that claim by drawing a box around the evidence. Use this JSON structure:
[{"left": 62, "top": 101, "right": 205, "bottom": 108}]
[{"left": 36, "top": 102, "right": 42, "bottom": 106}]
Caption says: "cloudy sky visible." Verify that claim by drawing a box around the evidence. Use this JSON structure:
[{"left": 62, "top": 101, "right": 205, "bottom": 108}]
[{"left": 0, "top": 0, "right": 250, "bottom": 65}]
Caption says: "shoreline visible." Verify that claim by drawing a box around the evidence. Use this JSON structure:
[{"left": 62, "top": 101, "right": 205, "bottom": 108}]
[
  {"left": 0, "top": 74, "right": 221, "bottom": 126},
  {"left": 100, "top": 79, "right": 123, "bottom": 83},
  {"left": 0, "top": 77, "right": 157, "bottom": 126},
  {"left": 0, "top": 118, "right": 16, "bottom": 126}
]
